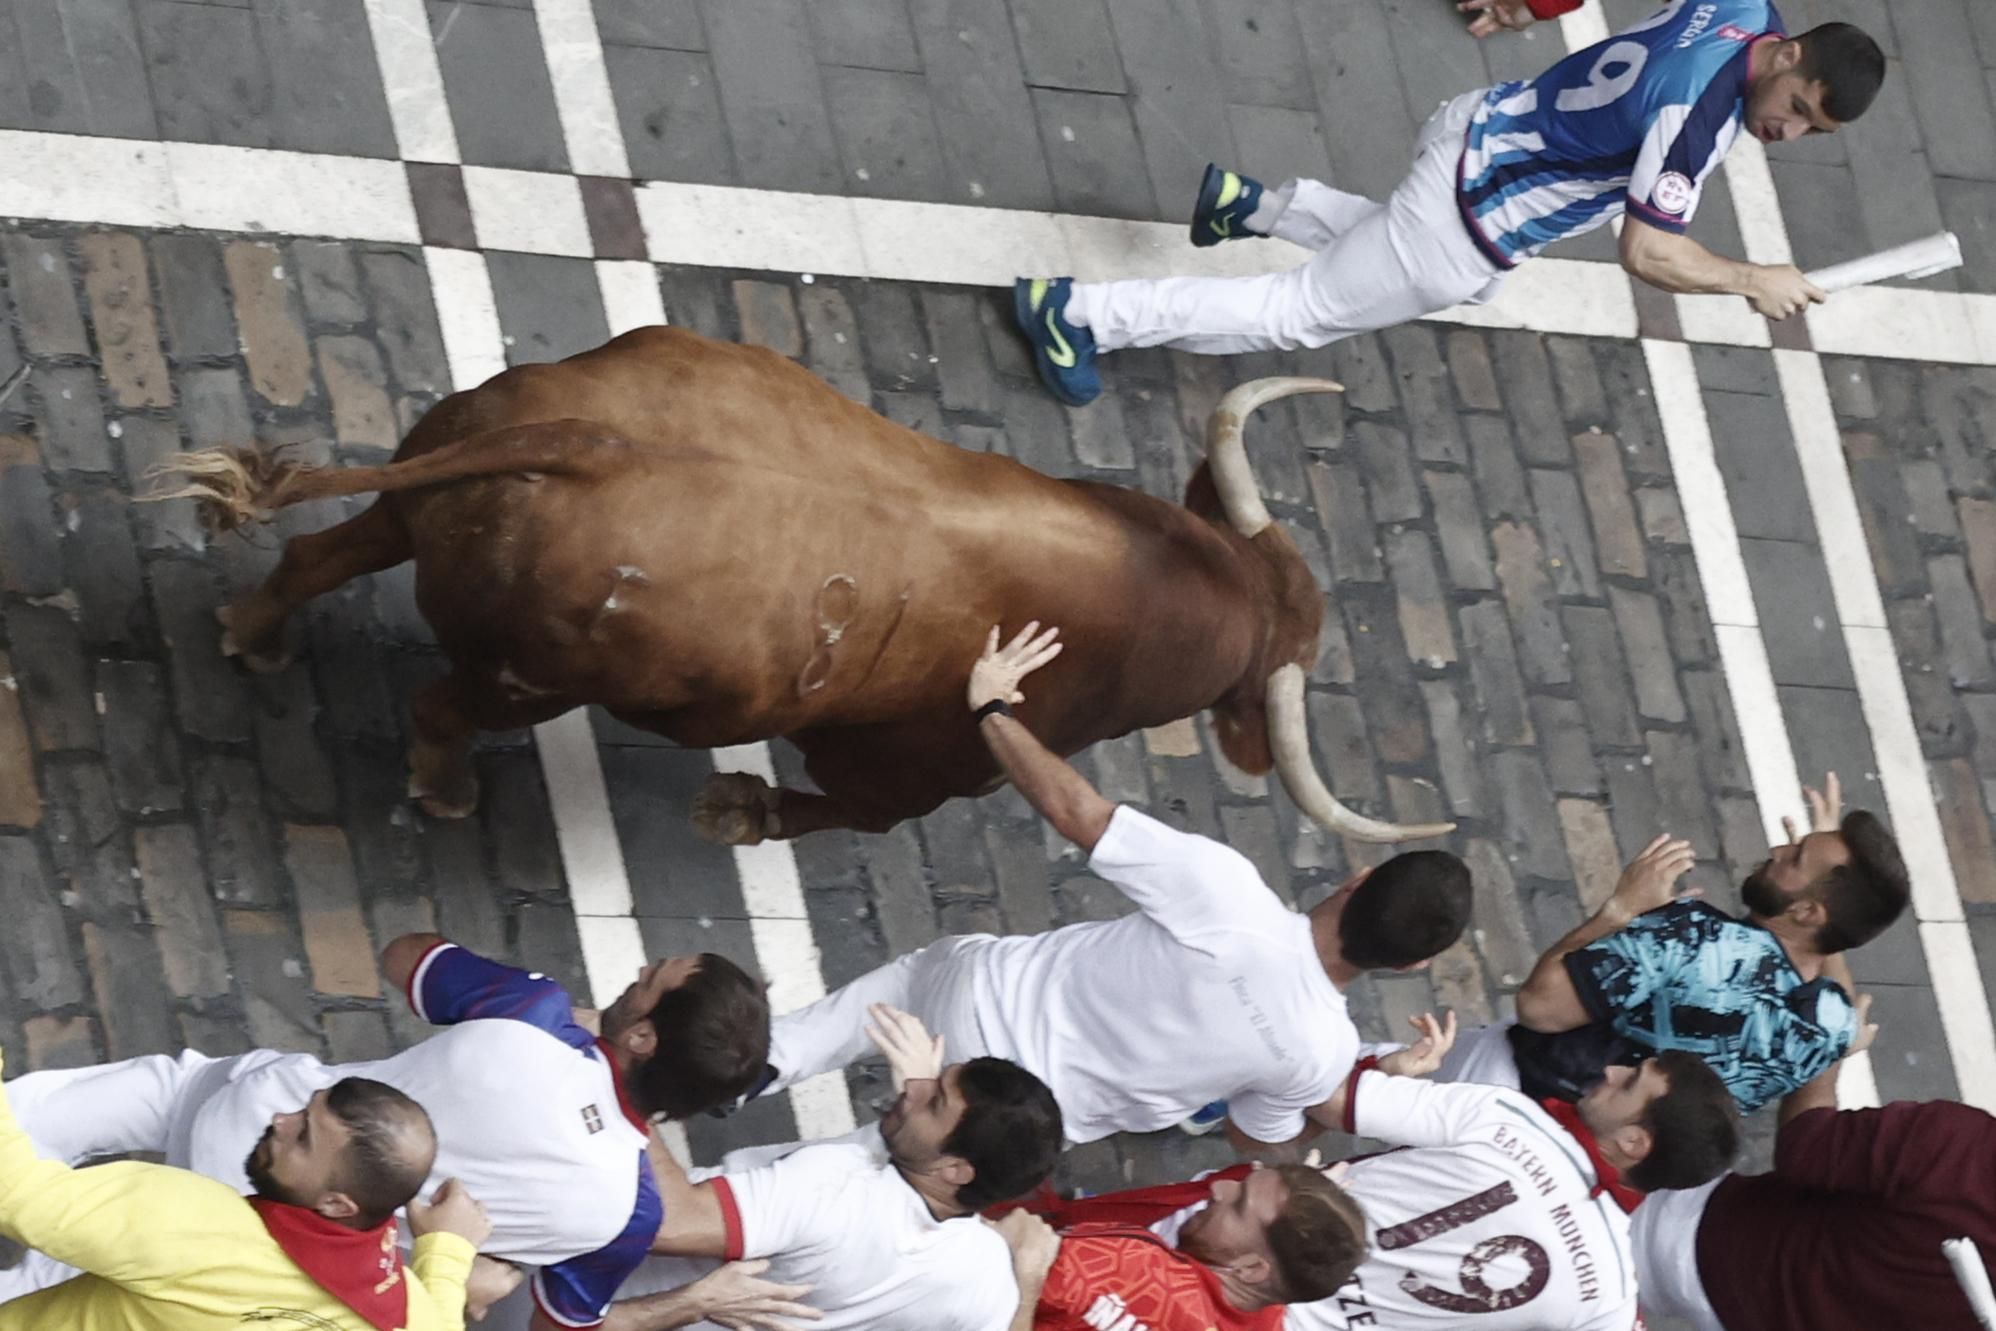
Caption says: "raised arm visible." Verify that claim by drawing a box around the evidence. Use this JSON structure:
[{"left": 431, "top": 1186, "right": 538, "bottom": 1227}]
[
  {"left": 1516, "top": 835, "right": 1695, "bottom": 1032},
  {"left": 1619, "top": 218, "right": 1826, "bottom": 320},
  {"left": 969, "top": 624, "right": 1115, "bottom": 853}
]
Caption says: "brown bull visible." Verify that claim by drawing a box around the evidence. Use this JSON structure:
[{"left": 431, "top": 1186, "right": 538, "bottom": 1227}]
[{"left": 162, "top": 326, "right": 1450, "bottom": 844}]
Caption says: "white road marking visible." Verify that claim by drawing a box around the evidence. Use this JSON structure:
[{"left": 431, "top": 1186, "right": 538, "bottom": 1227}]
[
  {"left": 461, "top": 166, "right": 593, "bottom": 258},
  {"left": 361, "top": 0, "right": 459, "bottom": 163},
  {"left": 531, "top": 0, "right": 632, "bottom": 181},
  {"left": 0, "top": 127, "right": 1989, "bottom": 361}
]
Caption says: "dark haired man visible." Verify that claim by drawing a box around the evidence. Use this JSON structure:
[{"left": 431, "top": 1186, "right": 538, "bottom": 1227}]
[
  {"left": 606, "top": 1005, "right": 1064, "bottom": 1331},
  {"left": 1451, "top": 776, "right": 1910, "bottom": 1114},
  {"left": 0, "top": 1051, "right": 490, "bottom": 1330},
  {"left": 1015, "top": 1037, "right": 1739, "bottom": 1331},
  {"left": 995, "top": 1160, "right": 1365, "bottom": 1331},
  {"left": 0, "top": 938, "right": 771, "bottom": 1331},
  {"left": 1633, "top": 1024, "right": 1996, "bottom": 1331},
  {"left": 1015, "top": 2, "right": 1886, "bottom": 406},
  {"left": 755, "top": 624, "right": 1474, "bottom": 1154}
]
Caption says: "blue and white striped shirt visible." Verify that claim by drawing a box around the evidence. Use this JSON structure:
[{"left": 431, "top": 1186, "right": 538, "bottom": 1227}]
[{"left": 1457, "top": 0, "right": 1784, "bottom": 267}]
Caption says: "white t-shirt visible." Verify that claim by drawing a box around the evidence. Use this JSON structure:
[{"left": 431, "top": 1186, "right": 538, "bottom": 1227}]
[
  {"left": 1290, "top": 1072, "right": 1638, "bottom": 1331},
  {"left": 965, "top": 805, "right": 1357, "bottom": 1143},
  {"left": 178, "top": 943, "right": 658, "bottom": 1328},
  {"left": 619, "top": 1136, "right": 1018, "bottom": 1331}
]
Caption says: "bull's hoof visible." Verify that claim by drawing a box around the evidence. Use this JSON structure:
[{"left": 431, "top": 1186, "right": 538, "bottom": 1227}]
[
  {"left": 409, "top": 769, "right": 479, "bottom": 820},
  {"left": 215, "top": 604, "right": 291, "bottom": 674},
  {"left": 693, "top": 772, "right": 781, "bottom": 846}
]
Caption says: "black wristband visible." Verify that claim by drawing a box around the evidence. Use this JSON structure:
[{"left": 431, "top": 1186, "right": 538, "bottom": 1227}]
[{"left": 973, "top": 699, "right": 1013, "bottom": 723}]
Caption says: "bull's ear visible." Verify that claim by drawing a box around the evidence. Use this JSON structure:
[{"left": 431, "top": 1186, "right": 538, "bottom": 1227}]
[{"left": 1184, "top": 460, "right": 1225, "bottom": 524}]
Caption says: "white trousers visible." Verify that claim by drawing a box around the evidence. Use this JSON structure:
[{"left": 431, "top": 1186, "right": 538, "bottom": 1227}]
[
  {"left": 1629, "top": 1177, "right": 1728, "bottom": 1331},
  {"left": 0, "top": 1050, "right": 245, "bottom": 1303},
  {"left": 767, "top": 936, "right": 993, "bottom": 1095},
  {"left": 1431, "top": 1020, "right": 1525, "bottom": 1091},
  {"left": 1069, "top": 91, "right": 1505, "bottom": 355}
]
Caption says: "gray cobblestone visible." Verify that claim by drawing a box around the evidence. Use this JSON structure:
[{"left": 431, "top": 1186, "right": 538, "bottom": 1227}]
[{"left": 1528, "top": 468, "right": 1601, "bottom": 600}]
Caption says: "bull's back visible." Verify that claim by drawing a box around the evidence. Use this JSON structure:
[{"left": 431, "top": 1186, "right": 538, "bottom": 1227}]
[{"left": 390, "top": 328, "right": 1262, "bottom": 740}]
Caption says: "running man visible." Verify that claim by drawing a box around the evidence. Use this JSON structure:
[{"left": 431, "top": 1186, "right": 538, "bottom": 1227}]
[
  {"left": 753, "top": 624, "right": 1473, "bottom": 1154},
  {"left": 1014, "top": 3, "right": 1885, "bottom": 405}
]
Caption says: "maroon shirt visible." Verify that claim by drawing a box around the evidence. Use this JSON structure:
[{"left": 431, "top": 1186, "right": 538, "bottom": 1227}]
[{"left": 1697, "top": 1100, "right": 1996, "bottom": 1331}]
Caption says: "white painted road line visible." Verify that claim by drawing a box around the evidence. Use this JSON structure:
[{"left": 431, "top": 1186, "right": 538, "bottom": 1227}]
[
  {"left": 361, "top": 0, "right": 459, "bottom": 164},
  {"left": 532, "top": 0, "right": 632, "bottom": 181},
  {"left": 0, "top": 127, "right": 1992, "bottom": 363},
  {"left": 713, "top": 743, "right": 860, "bottom": 1141}
]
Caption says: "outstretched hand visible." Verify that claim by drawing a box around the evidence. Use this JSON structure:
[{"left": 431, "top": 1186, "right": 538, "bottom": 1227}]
[
  {"left": 1458, "top": 0, "right": 1536, "bottom": 37},
  {"left": 1603, "top": 834, "right": 1699, "bottom": 926},
  {"left": 865, "top": 1003, "right": 946, "bottom": 1093},
  {"left": 1782, "top": 771, "right": 1842, "bottom": 843},
  {"left": 1379, "top": 1011, "right": 1459, "bottom": 1078},
  {"left": 969, "top": 622, "right": 1063, "bottom": 712}
]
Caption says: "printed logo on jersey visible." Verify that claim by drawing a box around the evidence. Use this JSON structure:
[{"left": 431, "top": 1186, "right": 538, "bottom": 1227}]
[
  {"left": 1675, "top": 3, "right": 1718, "bottom": 47},
  {"left": 1651, "top": 172, "right": 1695, "bottom": 215},
  {"left": 581, "top": 1103, "right": 605, "bottom": 1134},
  {"left": 1716, "top": 23, "right": 1757, "bottom": 42},
  {"left": 1082, "top": 1292, "right": 1153, "bottom": 1331}
]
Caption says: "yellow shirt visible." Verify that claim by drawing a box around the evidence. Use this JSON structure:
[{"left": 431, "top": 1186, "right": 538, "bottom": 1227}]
[{"left": 0, "top": 1050, "right": 474, "bottom": 1331}]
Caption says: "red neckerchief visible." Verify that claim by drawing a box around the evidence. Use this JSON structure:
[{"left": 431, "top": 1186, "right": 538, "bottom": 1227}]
[
  {"left": 1023, "top": 1165, "right": 1253, "bottom": 1229},
  {"left": 1536, "top": 1099, "right": 1644, "bottom": 1214},
  {"left": 593, "top": 1037, "right": 650, "bottom": 1132},
  {"left": 248, "top": 1199, "right": 409, "bottom": 1331}
]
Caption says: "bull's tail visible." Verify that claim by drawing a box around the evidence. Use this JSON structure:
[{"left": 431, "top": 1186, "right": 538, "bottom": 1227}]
[{"left": 145, "top": 418, "right": 630, "bottom": 533}]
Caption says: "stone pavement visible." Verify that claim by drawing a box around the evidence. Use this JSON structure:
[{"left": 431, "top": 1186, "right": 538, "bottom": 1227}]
[{"left": 0, "top": 0, "right": 1993, "bottom": 1246}]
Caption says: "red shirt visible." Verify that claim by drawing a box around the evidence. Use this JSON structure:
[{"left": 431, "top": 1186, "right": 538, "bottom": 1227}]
[
  {"left": 1035, "top": 1223, "right": 1283, "bottom": 1331},
  {"left": 1697, "top": 1101, "right": 1996, "bottom": 1331}
]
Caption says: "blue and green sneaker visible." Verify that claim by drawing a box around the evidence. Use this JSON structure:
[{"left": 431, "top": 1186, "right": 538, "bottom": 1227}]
[
  {"left": 1190, "top": 164, "right": 1266, "bottom": 248},
  {"left": 1013, "top": 276, "right": 1101, "bottom": 407}
]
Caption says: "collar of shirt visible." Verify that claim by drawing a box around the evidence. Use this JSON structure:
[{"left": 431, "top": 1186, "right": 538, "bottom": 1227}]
[
  {"left": 248, "top": 1198, "right": 410, "bottom": 1331},
  {"left": 592, "top": 1037, "right": 653, "bottom": 1133},
  {"left": 1535, "top": 1099, "right": 1644, "bottom": 1214}
]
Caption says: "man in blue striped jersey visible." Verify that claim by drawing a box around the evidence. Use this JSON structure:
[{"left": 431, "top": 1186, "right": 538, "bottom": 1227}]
[{"left": 1014, "top": 2, "right": 1883, "bottom": 407}]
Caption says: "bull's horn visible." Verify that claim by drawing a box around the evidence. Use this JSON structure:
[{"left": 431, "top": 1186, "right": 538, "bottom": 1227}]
[
  {"left": 1206, "top": 377, "right": 1343, "bottom": 538},
  {"left": 1266, "top": 663, "right": 1456, "bottom": 844}
]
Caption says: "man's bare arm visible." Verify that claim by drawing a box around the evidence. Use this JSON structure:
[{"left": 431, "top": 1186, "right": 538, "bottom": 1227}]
[
  {"left": 380, "top": 931, "right": 448, "bottom": 996},
  {"left": 1620, "top": 218, "right": 1825, "bottom": 320},
  {"left": 969, "top": 624, "right": 1114, "bottom": 853},
  {"left": 1779, "top": 993, "right": 1878, "bottom": 1128},
  {"left": 605, "top": 1261, "right": 820, "bottom": 1331},
  {"left": 1516, "top": 836, "right": 1696, "bottom": 1032},
  {"left": 645, "top": 1132, "right": 730, "bottom": 1258}
]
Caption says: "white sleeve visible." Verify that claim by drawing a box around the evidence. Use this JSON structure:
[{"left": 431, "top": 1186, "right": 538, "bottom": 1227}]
[
  {"left": 1087, "top": 805, "right": 1286, "bottom": 944},
  {"left": 1348, "top": 1070, "right": 1508, "bottom": 1149},
  {"left": 720, "top": 1144, "right": 855, "bottom": 1260},
  {"left": 1226, "top": 1088, "right": 1312, "bottom": 1146},
  {"left": 943, "top": 1229, "right": 1023, "bottom": 1331}
]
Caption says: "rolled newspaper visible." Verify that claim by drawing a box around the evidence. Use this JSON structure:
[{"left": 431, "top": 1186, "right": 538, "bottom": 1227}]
[
  {"left": 1945, "top": 1237, "right": 1996, "bottom": 1330},
  {"left": 1806, "top": 232, "right": 1963, "bottom": 293}
]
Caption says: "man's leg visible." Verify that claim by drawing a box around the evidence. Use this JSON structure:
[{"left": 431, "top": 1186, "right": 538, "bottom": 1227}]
[
  {"left": 766, "top": 938, "right": 988, "bottom": 1094},
  {"left": 0, "top": 1051, "right": 223, "bottom": 1305},
  {"left": 4, "top": 1050, "right": 219, "bottom": 1164},
  {"left": 1258, "top": 178, "right": 1387, "bottom": 252}
]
